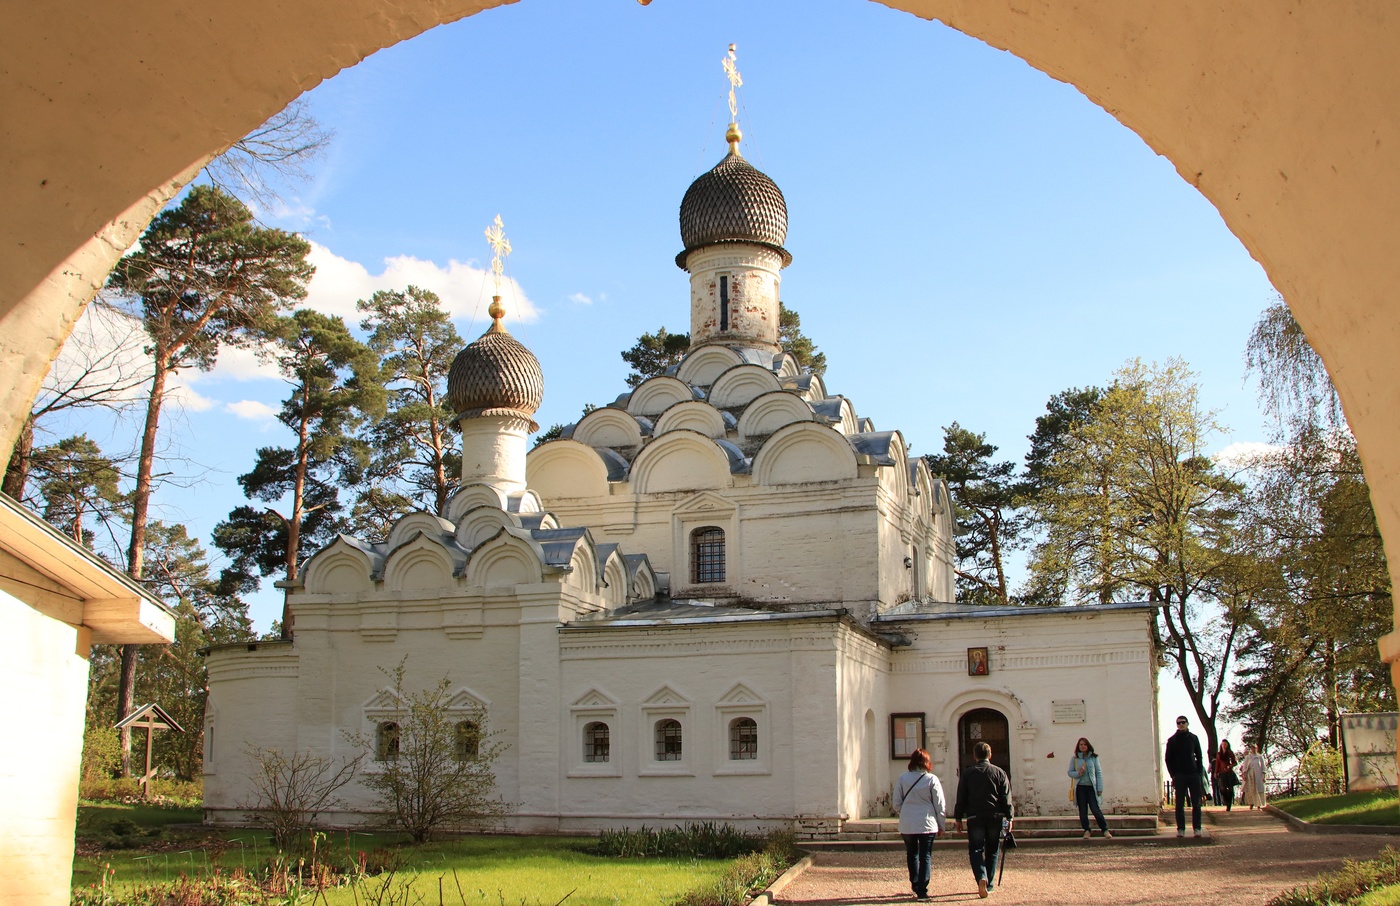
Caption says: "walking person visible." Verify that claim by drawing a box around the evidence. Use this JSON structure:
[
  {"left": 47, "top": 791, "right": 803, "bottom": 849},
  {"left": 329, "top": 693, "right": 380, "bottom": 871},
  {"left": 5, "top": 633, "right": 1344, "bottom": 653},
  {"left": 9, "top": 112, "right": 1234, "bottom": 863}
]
[
  {"left": 1068, "top": 737, "right": 1112, "bottom": 839},
  {"left": 1165, "top": 715, "right": 1206, "bottom": 837},
  {"left": 892, "top": 748, "right": 946, "bottom": 902},
  {"left": 1214, "top": 740, "right": 1239, "bottom": 812},
  {"left": 1240, "top": 743, "right": 1269, "bottom": 809},
  {"left": 954, "top": 742, "right": 1014, "bottom": 899}
]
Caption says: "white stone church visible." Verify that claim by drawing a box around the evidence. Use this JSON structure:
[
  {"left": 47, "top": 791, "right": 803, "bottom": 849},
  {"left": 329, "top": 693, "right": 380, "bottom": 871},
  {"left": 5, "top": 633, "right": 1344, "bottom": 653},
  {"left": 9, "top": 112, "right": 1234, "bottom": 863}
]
[{"left": 203, "top": 123, "right": 1163, "bottom": 836}]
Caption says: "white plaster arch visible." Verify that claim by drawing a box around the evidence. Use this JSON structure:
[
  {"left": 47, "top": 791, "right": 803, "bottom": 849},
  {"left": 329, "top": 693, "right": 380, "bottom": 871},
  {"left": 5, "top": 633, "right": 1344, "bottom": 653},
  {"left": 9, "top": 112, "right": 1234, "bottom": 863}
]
[
  {"left": 736, "top": 391, "right": 815, "bottom": 442},
  {"left": 385, "top": 511, "right": 455, "bottom": 551},
  {"left": 301, "top": 537, "right": 376, "bottom": 595},
  {"left": 750, "top": 422, "right": 860, "bottom": 486},
  {"left": 464, "top": 528, "right": 544, "bottom": 588},
  {"left": 707, "top": 364, "right": 783, "bottom": 410},
  {"left": 676, "top": 345, "right": 743, "bottom": 387},
  {"left": 934, "top": 686, "right": 1030, "bottom": 735},
  {"left": 654, "top": 400, "right": 727, "bottom": 439},
  {"left": 629, "top": 430, "right": 733, "bottom": 494},
  {"left": 506, "top": 489, "right": 544, "bottom": 513},
  {"left": 781, "top": 372, "right": 828, "bottom": 402},
  {"left": 383, "top": 532, "right": 458, "bottom": 593},
  {"left": 445, "top": 483, "right": 508, "bottom": 523},
  {"left": 572, "top": 407, "right": 645, "bottom": 450},
  {"left": 568, "top": 543, "right": 598, "bottom": 592},
  {"left": 454, "top": 505, "right": 520, "bottom": 550},
  {"left": 526, "top": 439, "right": 612, "bottom": 500},
  {"left": 911, "top": 459, "right": 935, "bottom": 529},
  {"left": 601, "top": 549, "right": 629, "bottom": 607},
  {"left": 772, "top": 353, "right": 804, "bottom": 382},
  {"left": 627, "top": 376, "right": 697, "bottom": 417},
  {"left": 811, "top": 397, "right": 859, "bottom": 436}
]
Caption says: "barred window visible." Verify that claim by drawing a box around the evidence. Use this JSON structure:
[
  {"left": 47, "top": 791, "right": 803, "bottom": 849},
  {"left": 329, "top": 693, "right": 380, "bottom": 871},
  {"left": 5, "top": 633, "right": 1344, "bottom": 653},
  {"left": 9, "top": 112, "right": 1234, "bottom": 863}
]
[
  {"left": 691, "top": 527, "right": 725, "bottom": 584},
  {"left": 583, "top": 721, "right": 610, "bottom": 763},
  {"left": 729, "top": 717, "right": 758, "bottom": 760},
  {"left": 654, "top": 719, "right": 683, "bottom": 761},
  {"left": 376, "top": 722, "right": 400, "bottom": 762},
  {"left": 455, "top": 720, "right": 480, "bottom": 761}
]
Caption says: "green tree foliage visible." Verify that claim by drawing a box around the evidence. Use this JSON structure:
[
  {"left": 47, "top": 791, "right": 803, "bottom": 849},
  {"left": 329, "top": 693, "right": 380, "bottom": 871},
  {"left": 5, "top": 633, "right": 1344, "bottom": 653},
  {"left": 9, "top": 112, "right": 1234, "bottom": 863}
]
[
  {"left": 1026, "top": 359, "right": 1247, "bottom": 756},
  {"left": 355, "top": 662, "right": 508, "bottom": 843},
  {"left": 214, "top": 311, "right": 384, "bottom": 633},
  {"left": 356, "top": 286, "right": 464, "bottom": 521},
  {"left": 923, "top": 423, "right": 1024, "bottom": 605},
  {"left": 29, "top": 434, "right": 125, "bottom": 549},
  {"left": 105, "top": 185, "right": 312, "bottom": 767},
  {"left": 622, "top": 327, "right": 690, "bottom": 388},
  {"left": 777, "top": 302, "right": 826, "bottom": 377}
]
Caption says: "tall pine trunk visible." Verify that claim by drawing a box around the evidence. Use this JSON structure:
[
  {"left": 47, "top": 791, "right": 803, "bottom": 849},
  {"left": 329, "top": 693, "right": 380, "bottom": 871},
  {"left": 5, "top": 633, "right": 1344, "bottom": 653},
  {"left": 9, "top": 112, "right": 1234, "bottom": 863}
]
[{"left": 2, "top": 414, "right": 34, "bottom": 499}]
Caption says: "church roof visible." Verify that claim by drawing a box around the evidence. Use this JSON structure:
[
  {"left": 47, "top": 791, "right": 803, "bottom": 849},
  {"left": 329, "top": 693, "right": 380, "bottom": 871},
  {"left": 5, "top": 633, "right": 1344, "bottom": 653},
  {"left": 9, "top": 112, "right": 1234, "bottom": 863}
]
[
  {"left": 871, "top": 600, "right": 1161, "bottom": 623},
  {"left": 447, "top": 317, "right": 544, "bottom": 423},
  {"left": 676, "top": 149, "right": 791, "bottom": 268}
]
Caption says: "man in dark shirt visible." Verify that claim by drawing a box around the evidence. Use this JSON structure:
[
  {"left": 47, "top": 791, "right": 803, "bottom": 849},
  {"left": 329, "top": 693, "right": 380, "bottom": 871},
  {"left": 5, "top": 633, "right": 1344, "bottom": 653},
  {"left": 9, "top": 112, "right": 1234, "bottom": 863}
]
[
  {"left": 954, "top": 742, "right": 1014, "bottom": 899},
  {"left": 1164, "top": 715, "right": 1206, "bottom": 837}
]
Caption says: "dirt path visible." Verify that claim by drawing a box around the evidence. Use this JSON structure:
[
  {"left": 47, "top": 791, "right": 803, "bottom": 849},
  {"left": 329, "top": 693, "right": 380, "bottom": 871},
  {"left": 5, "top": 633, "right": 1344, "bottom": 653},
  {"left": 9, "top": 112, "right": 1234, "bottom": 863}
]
[{"left": 777, "top": 810, "right": 1397, "bottom": 905}]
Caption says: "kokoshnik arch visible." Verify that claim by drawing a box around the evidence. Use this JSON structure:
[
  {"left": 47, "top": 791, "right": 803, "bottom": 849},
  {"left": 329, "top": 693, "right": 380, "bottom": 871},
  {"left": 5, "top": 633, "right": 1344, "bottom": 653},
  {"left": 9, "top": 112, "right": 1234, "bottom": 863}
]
[{"left": 6, "top": 4, "right": 1400, "bottom": 681}]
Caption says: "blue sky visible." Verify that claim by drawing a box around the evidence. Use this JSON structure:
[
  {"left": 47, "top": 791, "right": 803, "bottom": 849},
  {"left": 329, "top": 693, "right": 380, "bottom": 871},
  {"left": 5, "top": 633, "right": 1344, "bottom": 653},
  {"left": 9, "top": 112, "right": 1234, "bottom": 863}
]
[{"left": 50, "top": 0, "right": 1274, "bottom": 744}]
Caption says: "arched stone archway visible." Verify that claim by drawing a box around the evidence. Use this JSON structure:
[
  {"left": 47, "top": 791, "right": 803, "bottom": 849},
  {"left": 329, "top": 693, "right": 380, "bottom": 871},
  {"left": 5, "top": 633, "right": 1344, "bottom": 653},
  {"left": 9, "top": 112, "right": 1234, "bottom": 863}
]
[{"left": 7, "top": 3, "right": 1400, "bottom": 671}]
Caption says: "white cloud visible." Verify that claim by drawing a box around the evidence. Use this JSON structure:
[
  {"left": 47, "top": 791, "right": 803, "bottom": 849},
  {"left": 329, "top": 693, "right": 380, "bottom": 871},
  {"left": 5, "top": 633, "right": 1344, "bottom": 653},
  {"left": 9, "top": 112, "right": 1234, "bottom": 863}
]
[
  {"left": 302, "top": 241, "right": 539, "bottom": 326},
  {"left": 1213, "top": 441, "right": 1281, "bottom": 468},
  {"left": 568, "top": 292, "right": 594, "bottom": 306},
  {"left": 226, "top": 399, "right": 279, "bottom": 421}
]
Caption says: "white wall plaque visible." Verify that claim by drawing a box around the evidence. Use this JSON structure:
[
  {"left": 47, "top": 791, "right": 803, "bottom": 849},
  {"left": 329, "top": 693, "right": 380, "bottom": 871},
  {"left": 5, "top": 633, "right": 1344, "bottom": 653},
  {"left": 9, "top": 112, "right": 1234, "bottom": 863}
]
[{"left": 1052, "top": 699, "right": 1086, "bottom": 723}]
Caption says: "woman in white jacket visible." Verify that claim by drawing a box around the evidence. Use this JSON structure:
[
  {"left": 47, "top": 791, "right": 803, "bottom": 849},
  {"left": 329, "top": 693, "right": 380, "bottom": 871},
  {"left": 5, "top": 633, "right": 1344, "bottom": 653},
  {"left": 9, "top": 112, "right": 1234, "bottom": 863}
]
[{"left": 893, "top": 748, "right": 947, "bottom": 901}]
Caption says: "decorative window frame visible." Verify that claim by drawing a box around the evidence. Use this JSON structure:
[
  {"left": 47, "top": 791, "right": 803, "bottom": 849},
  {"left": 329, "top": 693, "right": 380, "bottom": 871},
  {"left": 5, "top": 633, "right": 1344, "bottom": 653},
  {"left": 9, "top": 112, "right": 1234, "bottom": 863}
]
[
  {"left": 671, "top": 492, "right": 739, "bottom": 596},
  {"left": 362, "top": 686, "right": 490, "bottom": 775},
  {"left": 568, "top": 689, "right": 621, "bottom": 778},
  {"left": 640, "top": 686, "right": 693, "bottom": 777},
  {"left": 713, "top": 683, "right": 770, "bottom": 775}
]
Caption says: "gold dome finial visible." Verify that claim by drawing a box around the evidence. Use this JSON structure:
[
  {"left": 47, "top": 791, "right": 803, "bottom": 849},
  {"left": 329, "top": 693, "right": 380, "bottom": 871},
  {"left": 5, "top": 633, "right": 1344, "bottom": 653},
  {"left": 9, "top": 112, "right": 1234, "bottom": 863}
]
[
  {"left": 488, "top": 295, "right": 506, "bottom": 330},
  {"left": 726, "top": 121, "right": 743, "bottom": 156}
]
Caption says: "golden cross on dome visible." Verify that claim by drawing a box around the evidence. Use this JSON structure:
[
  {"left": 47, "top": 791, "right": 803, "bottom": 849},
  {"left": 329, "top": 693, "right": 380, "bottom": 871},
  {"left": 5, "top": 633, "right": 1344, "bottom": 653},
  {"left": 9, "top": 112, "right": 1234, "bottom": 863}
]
[
  {"left": 722, "top": 43, "right": 742, "bottom": 122},
  {"left": 484, "top": 214, "right": 511, "bottom": 299}
]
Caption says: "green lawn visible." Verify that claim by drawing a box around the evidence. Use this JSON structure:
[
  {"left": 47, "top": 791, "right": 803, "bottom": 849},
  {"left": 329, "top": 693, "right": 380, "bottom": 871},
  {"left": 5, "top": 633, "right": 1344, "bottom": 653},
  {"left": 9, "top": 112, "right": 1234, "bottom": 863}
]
[
  {"left": 73, "top": 804, "right": 735, "bottom": 906},
  {"left": 1273, "top": 790, "right": 1400, "bottom": 826}
]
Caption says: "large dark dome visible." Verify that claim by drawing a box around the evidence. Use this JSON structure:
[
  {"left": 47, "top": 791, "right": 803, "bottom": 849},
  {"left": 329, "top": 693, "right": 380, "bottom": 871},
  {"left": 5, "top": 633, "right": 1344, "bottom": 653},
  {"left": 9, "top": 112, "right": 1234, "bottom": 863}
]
[
  {"left": 447, "top": 319, "right": 543, "bottom": 424},
  {"left": 677, "top": 149, "right": 791, "bottom": 268}
]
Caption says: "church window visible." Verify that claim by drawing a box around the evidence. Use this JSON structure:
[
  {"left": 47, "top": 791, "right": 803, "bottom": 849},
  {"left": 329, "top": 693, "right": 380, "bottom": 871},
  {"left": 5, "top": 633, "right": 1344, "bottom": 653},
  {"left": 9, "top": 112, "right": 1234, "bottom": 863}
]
[
  {"left": 719, "top": 275, "right": 730, "bottom": 331},
  {"left": 454, "top": 720, "right": 480, "bottom": 761},
  {"left": 654, "top": 719, "right": 683, "bottom": 761},
  {"left": 729, "top": 717, "right": 758, "bottom": 760},
  {"left": 691, "top": 527, "right": 725, "bottom": 583},
  {"left": 376, "top": 722, "right": 400, "bottom": 762},
  {"left": 583, "top": 721, "right": 610, "bottom": 763}
]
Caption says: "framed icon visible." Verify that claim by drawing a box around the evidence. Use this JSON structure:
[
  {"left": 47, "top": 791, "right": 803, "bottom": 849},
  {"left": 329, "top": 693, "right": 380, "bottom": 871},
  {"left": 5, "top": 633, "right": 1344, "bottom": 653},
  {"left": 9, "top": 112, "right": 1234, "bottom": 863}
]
[
  {"left": 890, "top": 712, "right": 925, "bottom": 759},
  {"left": 967, "top": 646, "right": 990, "bottom": 676}
]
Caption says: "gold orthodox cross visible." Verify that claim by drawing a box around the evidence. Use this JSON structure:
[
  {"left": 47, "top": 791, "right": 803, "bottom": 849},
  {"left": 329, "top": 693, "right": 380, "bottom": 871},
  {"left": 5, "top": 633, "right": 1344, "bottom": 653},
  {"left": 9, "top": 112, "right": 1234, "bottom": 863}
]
[
  {"left": 722, "top": 43, "right": 742, "bottom": 122},
  {"left": 485, "top": 214, "right": 512, "bottom": 297}
]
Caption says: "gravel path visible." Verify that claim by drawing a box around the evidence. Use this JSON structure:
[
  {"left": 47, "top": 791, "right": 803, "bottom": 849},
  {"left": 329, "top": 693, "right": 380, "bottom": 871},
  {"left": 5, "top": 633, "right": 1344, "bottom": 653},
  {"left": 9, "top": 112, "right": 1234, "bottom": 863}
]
[{"left": 777, "top": 810, "right": 1399, "bottom": 905}]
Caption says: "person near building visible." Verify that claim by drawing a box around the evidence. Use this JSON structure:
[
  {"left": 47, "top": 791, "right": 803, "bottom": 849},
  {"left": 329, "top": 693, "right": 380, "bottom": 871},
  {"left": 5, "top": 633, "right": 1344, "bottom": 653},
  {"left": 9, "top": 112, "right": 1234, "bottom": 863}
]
[
  {"left": 1165, "top": 715, "right": 1206, "bottom": 837},
  {"left": 1240, "top": 743, "right": 1269, "bottom": 809},
  {"left": 1068, "top": 737, "right": 1112, "bottom": 839},
  {"left": 1214, "top": 740, "right": 1239, "bottom": 811},
  {"left": 892, "top": 747, "right": 946, "bottom": 902},
  {"left": 954, "top": 741, "right": 1014, "bottom": 899}
]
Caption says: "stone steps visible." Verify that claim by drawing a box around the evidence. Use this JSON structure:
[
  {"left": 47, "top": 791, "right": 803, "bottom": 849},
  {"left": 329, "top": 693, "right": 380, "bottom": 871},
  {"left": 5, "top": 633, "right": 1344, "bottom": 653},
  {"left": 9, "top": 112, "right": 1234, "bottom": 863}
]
[{"left": 834, "top": 814, "right": 1160, "bottom": 842}]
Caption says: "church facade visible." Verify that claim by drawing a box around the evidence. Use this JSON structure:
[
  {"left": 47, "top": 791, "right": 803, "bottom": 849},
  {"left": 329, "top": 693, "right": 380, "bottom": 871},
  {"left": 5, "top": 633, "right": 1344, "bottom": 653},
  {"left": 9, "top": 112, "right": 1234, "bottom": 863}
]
[{"left": 204, "top": 122, "right": 1162, "bottom": 836}]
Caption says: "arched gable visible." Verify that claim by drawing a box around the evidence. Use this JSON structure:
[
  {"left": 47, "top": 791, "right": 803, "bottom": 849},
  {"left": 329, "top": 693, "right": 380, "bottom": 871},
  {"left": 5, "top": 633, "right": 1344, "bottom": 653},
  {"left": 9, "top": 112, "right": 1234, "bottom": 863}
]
[
  {"left": 676, "top": 345, "right": 743, "bottom": 388},
  {"left": 445, "top": 483, "right": 508, "bottom": 523},
  {"left": 454, "top": 505, "right": 520, "bottom": 550},
  {"left": 572, "top": 407, "right": 645, "bottom": 450},
  {"left": 386, "top": 511, "right": 455, "bottom": 551},
  {"left": 383, "top": 532, "right": 461, "bottom": 593},
  {"left": 654, "top": 400, "right": 727, "bottom": 438},
  {"left": 624, "top": 554, "right": 658, "bottom": 602},
  {"left": 707, "top": 364, "right": 783, "bottom": 410},
  {"left": 751, "top": 422, "right": 860, "bottom": 486},
  {"left": 629, "top": 430, "right": 732, "bottom": 494},
  {"left": 772, "top": 353, "right": 803, "bottom": 382},
  {"left": 527, "top": 439, "right": 613, "bottom": 500},
  {"left": 598, "top": 547, "right": 629, "bottom": 607},
  {"left": 568, "top": 543, "right": 599, "bottom": 592},
  {"left": 911, "top": 459, "right": 935, "bottom": 529},
  {"left": 302, "top": 536, "right": 376, "bottom": 594},
  {"left": 782, "top": 372, "right": 828, "bottom": 402},
  {"left": 811, "top": 397, "right": 859, "bottom": 435},
  {"left": 507, "top": 489, "right": 544, "bottom": 513},
  {"left": 736, "top": 390, "right": 815, "bottom": 441},
  {"left": 627, "top": 376, "right": 699, "bottom": 417},
  {"left": 465, "top": 528, "right": 544, "bottom": 588}
]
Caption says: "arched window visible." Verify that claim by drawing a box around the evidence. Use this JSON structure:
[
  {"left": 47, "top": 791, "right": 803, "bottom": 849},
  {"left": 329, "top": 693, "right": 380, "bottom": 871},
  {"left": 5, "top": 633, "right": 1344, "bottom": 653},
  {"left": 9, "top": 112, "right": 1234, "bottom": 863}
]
[
  {"left": 376, "top": 721, "right": 400, "bottom": 762},
  {"left": 654, "top": 718, "right": 683, "bottom": 761},
  {"left": 729, "top": 717, "right": 758, "bottom": 760},
  {"left": 691, "top": 527, "right": 725, "bottom": 583},
  {"left": 454, "top": 720, "right": 480, "bottom": 761},
  {"left": 583, "top": 721, "right": 610, "bottom": 763}
]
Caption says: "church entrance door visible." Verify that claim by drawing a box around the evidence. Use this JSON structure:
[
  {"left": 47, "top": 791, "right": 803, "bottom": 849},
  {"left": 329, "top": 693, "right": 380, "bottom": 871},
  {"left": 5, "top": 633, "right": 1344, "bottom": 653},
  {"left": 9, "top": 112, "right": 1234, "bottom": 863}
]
[{"left": 958, "top": 708, "right": 1012, "bottom": 781}]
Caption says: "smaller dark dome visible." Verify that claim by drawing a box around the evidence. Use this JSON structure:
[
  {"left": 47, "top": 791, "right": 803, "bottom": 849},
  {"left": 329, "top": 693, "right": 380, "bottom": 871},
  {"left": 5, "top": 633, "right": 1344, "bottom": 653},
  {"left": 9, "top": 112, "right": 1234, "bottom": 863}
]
[
  {"left": 447, "top": 319, "right": 543, "bottom": 422},
  {"left": 677, "top": 148, "right": 791, "bottom": 269}
]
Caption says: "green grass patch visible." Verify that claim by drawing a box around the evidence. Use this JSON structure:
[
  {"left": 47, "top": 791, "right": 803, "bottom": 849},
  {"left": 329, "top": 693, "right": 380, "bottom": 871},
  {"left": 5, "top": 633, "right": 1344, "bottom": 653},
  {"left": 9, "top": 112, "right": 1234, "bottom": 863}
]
[
  {"left": 1273, "top": 791, "right": 1400, "bottom": 826},
  {"left": 1268, "top": 847, "right": 1400, "bottom": 905},
  {"left": 1358, "top": 884, "right": 1400, "bottom": 906}
]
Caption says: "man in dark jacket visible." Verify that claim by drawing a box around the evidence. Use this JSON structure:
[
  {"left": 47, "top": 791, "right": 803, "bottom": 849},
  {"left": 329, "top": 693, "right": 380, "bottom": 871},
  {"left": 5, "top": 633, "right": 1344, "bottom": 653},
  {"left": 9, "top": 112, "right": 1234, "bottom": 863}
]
[
  {"left": 1165, "top": 715, "right": 1205, "bottom": 837},
  {"left": 954, "top": 742, "right": 1013, "bottom": 899}
]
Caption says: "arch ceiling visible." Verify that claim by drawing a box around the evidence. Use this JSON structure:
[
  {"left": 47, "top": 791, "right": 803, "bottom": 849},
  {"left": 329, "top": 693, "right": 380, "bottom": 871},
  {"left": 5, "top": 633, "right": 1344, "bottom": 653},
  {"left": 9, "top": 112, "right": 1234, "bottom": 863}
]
[{"left": 6, "top": 1, "right": 1400, "bottom": 663}]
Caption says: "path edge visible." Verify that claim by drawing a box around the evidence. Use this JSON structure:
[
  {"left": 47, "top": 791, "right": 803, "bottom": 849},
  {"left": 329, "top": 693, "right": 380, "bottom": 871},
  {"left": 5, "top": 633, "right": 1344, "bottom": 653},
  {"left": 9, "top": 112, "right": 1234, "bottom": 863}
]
[
  {"left": 748, "top": 853, "right": 814, "bottom": 906},
  {"left": 1267, "top": 805, "right": 1400, "bottom": 836}
]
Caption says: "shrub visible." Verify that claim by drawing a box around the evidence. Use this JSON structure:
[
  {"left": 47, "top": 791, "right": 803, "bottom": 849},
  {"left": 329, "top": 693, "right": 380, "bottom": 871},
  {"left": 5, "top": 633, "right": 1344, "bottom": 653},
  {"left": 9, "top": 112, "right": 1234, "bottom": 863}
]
[
  {"left": 241, "top": 747, "right": 361, "bottom": 851},
  {"left": 1268, "top": 847, "right": 1400, "bottom": 906},
  {"left": 1298, "top": 742, "right": 1345, "bottom": 796},
  {"left": 594, "top": 822, "right": 769, "bottom": 859},
  {"left": 672, "top": 848, "right": 793, "bottom": 906},
  {"left": 80, "top": 777, "right": 203, "bottom": 807}
]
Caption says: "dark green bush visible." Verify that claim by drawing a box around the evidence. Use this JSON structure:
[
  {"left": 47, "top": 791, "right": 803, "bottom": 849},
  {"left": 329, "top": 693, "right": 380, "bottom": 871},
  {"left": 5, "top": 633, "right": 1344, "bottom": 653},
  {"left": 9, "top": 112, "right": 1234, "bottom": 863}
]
[{"left": 593, "top": 822, "right": 768, "bottom": 859}]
